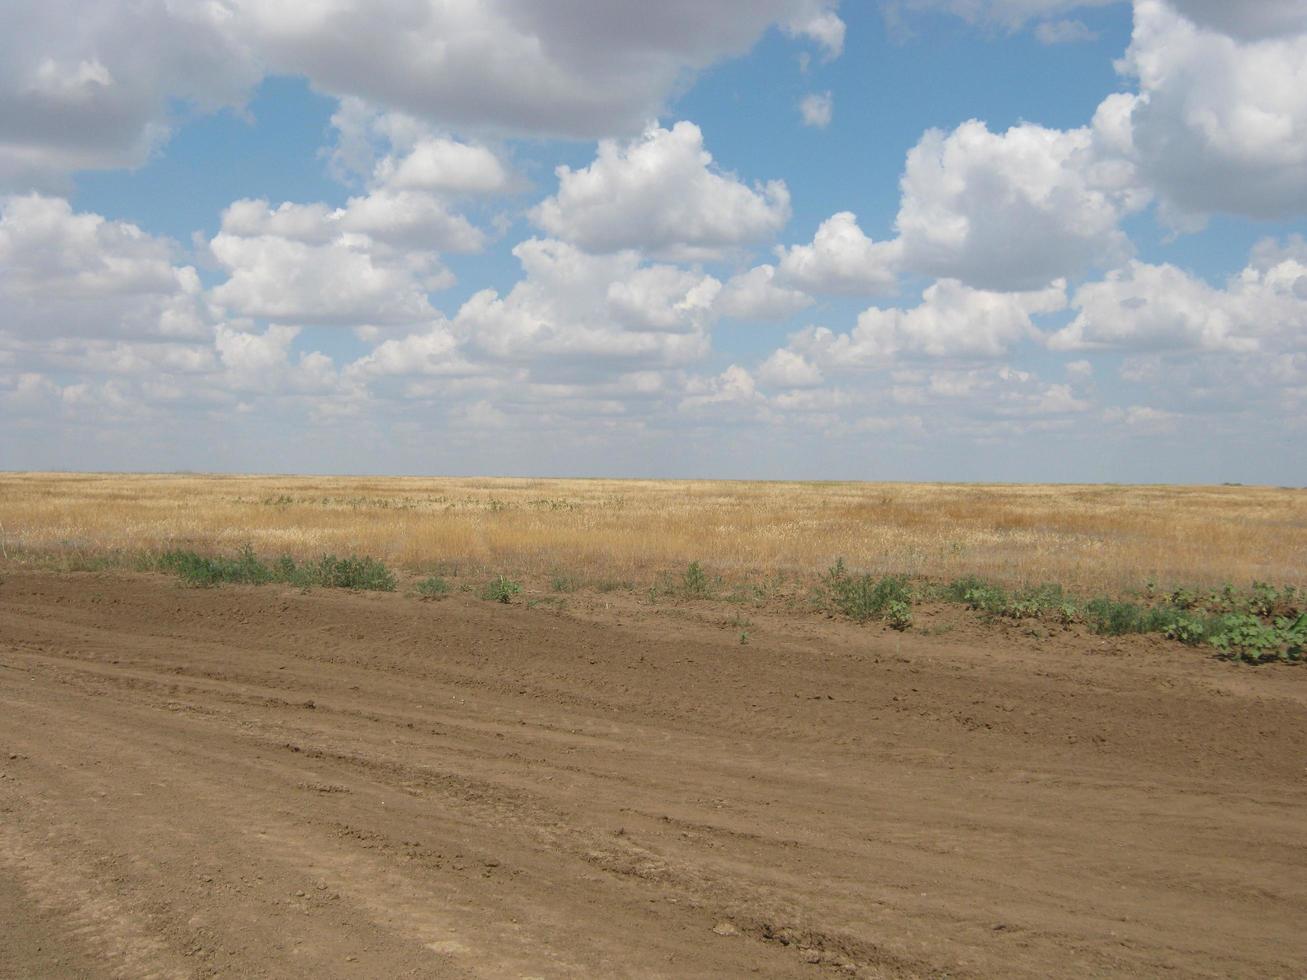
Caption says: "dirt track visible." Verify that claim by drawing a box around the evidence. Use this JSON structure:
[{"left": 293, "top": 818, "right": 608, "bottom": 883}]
[{"left": 1, "top": 571, "right": 1304, "bottom": 978}]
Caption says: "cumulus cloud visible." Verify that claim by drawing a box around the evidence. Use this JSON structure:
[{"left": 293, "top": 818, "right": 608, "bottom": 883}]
[
  {"left": 1166, "top": 0, "right": 1307, "bottom": 41},
  {"left": 680, "top": 364, "right": 761, "bottom": 411},
  {"left": 799, "top": 91, "right": 834, "bottom": 128},
  {"left": 786, "top": 278, "right": 1067, "bottom": 366},
  {"left": 714, "top": 265, "right": 814, "bottom": 321},
  {"left": 447, "top": 238, "right": 720, "bottom": 372},
  {"left": 758, "top": 348, "right": 825, "bottom": 387},
  {"left": 896, "top": 118, "right": 1147, "bottom": 290},
  {"left": 228, "top": 0, "right": 844, "bottom": 139},
  {"left": 1116, "top": 0, "right": 1307, "bottom": 220},
  {"left": 776, "top": 212, "right": 902, "bottom": 295},
  {"left": 1050, "top": 238, "right": 1307, "bottom": 352},
  {"left": 2, "top": 1, "right": 844, "bottom": 189},
  {"left": 0, "top": 1, "right": 258, "bottom": 188},
  {"left": 328, "top": 99, "right": 519, "bottom": 195},
  {"left": 0, "top": 193, "right": 207, "bottom": 340},
  {"left": 530, "top": 122, "right": 791, "bottom": 260},
  {"left": 206, "top": 184, "right": 493, "bottom": 326}
]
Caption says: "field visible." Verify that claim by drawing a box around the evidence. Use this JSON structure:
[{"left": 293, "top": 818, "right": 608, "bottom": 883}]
[
  {"left": 2, "top": 472, "right": 1305, "bottom": 592},
  {"left": 2, "top": 473, "right": 1306, "bottom": 978}
]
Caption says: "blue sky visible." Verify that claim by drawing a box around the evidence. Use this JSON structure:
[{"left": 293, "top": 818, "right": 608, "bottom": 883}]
[{"left": 2, "top": 1, "right": 1306, "bottom": 483}]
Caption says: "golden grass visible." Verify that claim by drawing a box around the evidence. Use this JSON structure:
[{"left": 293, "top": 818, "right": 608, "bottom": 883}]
[{"left": 1, "top": 472, "right": 1304, "bottom": 594}]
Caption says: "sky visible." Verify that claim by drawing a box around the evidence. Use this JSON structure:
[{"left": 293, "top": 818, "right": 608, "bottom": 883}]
[{"left": 2, "top": 1, "right": 1306, "bottom": 484}]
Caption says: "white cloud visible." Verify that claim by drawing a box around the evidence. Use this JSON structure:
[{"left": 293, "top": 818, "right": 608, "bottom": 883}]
[
  {"left": 220, "top": 192, "right": 485, "bottom": 253},
  {"left": 799, "top": 91, "right": 834, "bottom": 128},
  {"left": 530, "top": 122, "right": 791, "bottom": 260},
  {"left": 788, "top": 278, "right": 1067, "bottom": 366},
  {"left": 453, "top": 238, "right": 720, "bottom": 370},
  {"left": 714, "top": 265, "right": 814, "bottom": 321},
  {"left": 882, "top": 0, "right": 1119, "bottom": 33},
  {"left": 206, "top": 187, "right": 494, "bottom": 326},
  {"left": 227, "top": 0, "right": 844, "bottom": 139},
  {"left": 783, "top": 5, "right": 848, "bottom": 57},
  {"left": 1034, "top": 18, "right": 1098, "bottom": 43},
  {"left": 2, "top": 1, "right": 844, "bottom": 189},
  {"left": 1116, "top": 0, "right": 1307, "bottom": 220},
  {"left": 680, "top": 364, "right": 761, "bottom": 411},
  {"left": 0, "top": 193, "right": 207, "bottom": 340},
  {"left": 207, "top": 228, "right": 449, "bottom": 329},
  {"left": 1050, "top": 239, "right": 1307, "bottom": 352},
  {"left": 896, "top": 119, "right": 1146, "bottom": 290},
  {"left": 758, "top": 348, "right": 825, "bottom": 387},
  {"left": 776, "top": 212, "right": 901, "bottom": 295},
  {"left": 0, "top": 1, "right": 258, "bottom": 188},
  {"left": 373, "top": 137, "right": 515, "bottom": 195}
]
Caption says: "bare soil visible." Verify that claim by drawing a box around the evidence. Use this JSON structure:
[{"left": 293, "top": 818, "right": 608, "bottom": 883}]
[{"left": 1, "top": 570, "right": 1304, "bottom": 978}]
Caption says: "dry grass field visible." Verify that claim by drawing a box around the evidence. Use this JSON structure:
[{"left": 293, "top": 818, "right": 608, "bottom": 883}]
[{"left": 1, "top": 471, "right": 1303, "bottom": 594}]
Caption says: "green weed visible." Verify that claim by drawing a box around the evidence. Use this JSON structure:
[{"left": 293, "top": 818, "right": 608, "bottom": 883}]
[
  {"left": 481, "top": 575, "right": 522, "bottom": 603},
  {"left": 414, "top": 575, "right": 450, "bottom": 599}
]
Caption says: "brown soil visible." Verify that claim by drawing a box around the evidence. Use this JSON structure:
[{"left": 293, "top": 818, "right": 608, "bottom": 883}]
[{"left": 1, "top": 570, "right": 1304, "bottom": 978}]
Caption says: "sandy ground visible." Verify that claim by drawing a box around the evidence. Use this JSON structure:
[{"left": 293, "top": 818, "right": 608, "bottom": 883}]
[{"left": 1, "top": 570, "right": 1304, "bottom": 979}]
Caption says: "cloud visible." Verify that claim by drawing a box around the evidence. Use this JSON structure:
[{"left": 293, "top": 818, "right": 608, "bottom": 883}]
[
  {"left": 714, "top": 265, "right": 814, "bottom": 320},
  {"left": 2, "top": 1, "right": 844, "bottom": 189},
  {"left": 1116, "top": 0, "right": 1307, "bottom": 220},
  {"left": 373, "top": 137, "right": 516, "bottom": 195},
  {"left": 896, "top": 118, "right": 1146, "bottom": 290},
  {"left": 882, "top": 0, "right": 1119, "bottom": 33},
  {"left": 208, "top": 200, "right": 460, "bottom": 327},
  {"left": 776, "top": 212, "right": 901, "bottom": 295},
  {"left": 0, "top": 193, "right": 207, "bottom": 340},
  {"left": 758, "top": 348, "right": 825, "bottom": 387},
  {"left": 451, "top": 238, "right": 720, "bottom": 372},
  {"left": 530, "top": 122, "right": 791, "bottom": 260},
  {"left": 680, "top": 364, "right": 761, "bottom": 411},
  {"left": 228, "top": 0, "right": 844, "bottom": 139},
  {"left": 799, "top": 91, "right": 834, "bottom": 128},
  {"left": 1166, "top": 0, "right": 1307, "bottom": 41},
  {"left": 1034, "top": 18, "right": 1098, "bottom": 43},
  {"left": 1050, "top": 238, "right": 1307, "bottom": 352},
  {"left": 786, "top": 278, "right": 1067, "bottom": 366},
  {"left": 0, "top": 2, "right": 258, "bottom": 189},
  {"left": 206, "top": 184, "right": 495, "bottom": 326}
]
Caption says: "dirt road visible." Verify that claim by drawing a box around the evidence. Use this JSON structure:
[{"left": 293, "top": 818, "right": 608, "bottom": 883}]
[{"left": 2, "top": 570, "right": 1304, "bottom": 978}]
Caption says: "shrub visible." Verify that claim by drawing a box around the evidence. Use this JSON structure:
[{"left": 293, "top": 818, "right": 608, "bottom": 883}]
[
  {"left": 682, "top": 561, "right": 711, "bottom": 597},
  {"left": 415, "top": 575, "right": 450, "bottom": 599},
  {"left": 550, "top": 574, "right": 579, "bottom": 593},
  {"left": 158, "top": 547, "right": 395, "bottom": 591},
  {"left": 885, "top": 599, "right": 913, "bottom": 631},
  {"left": 481, "top": 575, "right": 522, "bottom": 603},
  {"left": 821, "top": 559, "right": 913, "bottom": 625},
  {"left": 295, "top": 555, "right": 396, "bottom": 591}
]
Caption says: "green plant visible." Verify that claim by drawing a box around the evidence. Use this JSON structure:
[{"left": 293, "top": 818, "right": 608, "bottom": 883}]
[
  {"left": 550, "top": 573, "right": 579, "bottom": 593},
  {"left": 820, "top": 559, "right": 913, "bottom": 624},
  {"left": 415, "top": 575, "right": 450, "bottom": 599},
  {"left": 682, "top": 561, "right": 711, "bottom": 597},
  {"left": 481, "top": 575, "right": 522, "bottom": 603},
  {"left": 157, "top": 547, "right": 395, "bottom": 592},
  {"left": 885, "top": 599, "right": 913, "bottom": 631}
]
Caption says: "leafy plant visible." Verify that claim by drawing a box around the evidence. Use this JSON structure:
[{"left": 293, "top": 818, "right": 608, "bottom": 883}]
[
  {"left": 481, "top": 575, "right": 522, "bottom": 603},
  {"left": 885, "top": 599, "right": 913, "bottom": 631},
  {"left": 157, "top": 547, "right": 395, "bottom": 592},
  {"left": 821, "top": 559, "right": 913, "bottom": 625},
  {"left": 415, "top": 575, "right": 450, "bottom": 599},
  {"left": 682, "top": 561, "right": 711, "bottom": 597}
]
